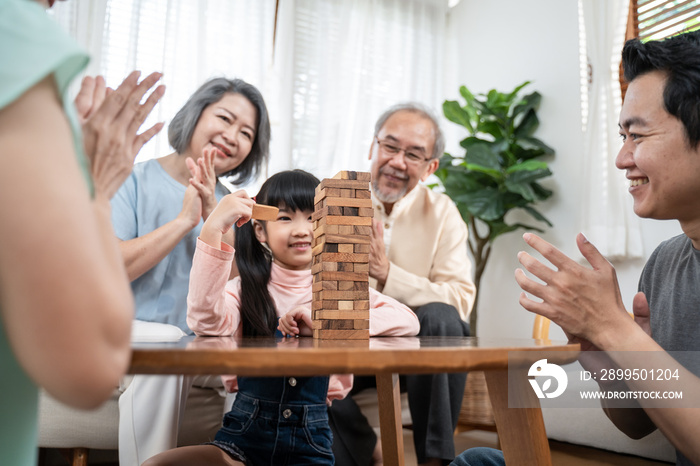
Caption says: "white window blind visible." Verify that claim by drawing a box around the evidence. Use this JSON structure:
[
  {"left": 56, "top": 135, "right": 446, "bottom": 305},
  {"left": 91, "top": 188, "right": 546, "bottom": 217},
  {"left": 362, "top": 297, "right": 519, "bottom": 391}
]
[{"left": 637, "top": 0, "right": 700, "bottom": 41}]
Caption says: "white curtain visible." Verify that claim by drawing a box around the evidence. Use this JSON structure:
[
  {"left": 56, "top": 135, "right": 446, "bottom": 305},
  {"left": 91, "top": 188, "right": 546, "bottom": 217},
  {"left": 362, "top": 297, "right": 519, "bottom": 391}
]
[
  {"left": 272, "top": 0, "right": 448, "bottom": 178},
  {"left": 50, "top": 0, "right": 448, "bottom": 183},
  {"left": 50, "top": 0, "right": 277, "bottom": 171},
  {"left": 579, "top": 0, "right": 643, "bottom": 260}
]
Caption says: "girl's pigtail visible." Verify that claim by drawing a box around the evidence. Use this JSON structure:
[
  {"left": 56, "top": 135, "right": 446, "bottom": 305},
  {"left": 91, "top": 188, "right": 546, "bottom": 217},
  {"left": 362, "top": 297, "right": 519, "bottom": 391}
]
[{"left": 234, "top": 221, "right": 277, "bottom": 336}]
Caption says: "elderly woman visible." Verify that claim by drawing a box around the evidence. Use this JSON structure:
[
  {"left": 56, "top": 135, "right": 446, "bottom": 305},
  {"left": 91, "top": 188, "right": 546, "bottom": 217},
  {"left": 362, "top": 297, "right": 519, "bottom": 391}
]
[
  {"left": 0, "top": 0, "right": 163, "bottom": 464},
  {"left": 113, "top": 77, "right": 270, "bottom": 465}
]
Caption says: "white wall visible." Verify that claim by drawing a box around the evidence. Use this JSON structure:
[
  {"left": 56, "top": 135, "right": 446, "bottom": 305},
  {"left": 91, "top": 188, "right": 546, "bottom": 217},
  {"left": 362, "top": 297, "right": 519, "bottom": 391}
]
[{"left": 448, "top": 0, "right": 682, "bottom": 339}]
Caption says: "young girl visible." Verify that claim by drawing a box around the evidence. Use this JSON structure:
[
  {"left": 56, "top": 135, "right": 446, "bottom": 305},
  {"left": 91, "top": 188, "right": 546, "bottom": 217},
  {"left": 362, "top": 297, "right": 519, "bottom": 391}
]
[{"left": 144, "top": 169, "right": 419, "bottom": 465}]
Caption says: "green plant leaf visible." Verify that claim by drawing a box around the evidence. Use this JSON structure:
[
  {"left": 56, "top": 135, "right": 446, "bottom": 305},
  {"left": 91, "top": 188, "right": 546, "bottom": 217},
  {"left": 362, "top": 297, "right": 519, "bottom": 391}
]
[
  {"left": 505, "top": 81, "right": 531, "bottom": 104},
  {"left": 460, "top": 85, "right": 476, "bottom": 105},
  {"left": 443, "top": 100, "right": 473, "bottom": 133},
  {"left": 460, "top": 187, "right": 506, "bottom": 221},
  {"left": 459, "top": 136, "right": 489, "bottom": 149},
  {"left": 517, "top": 137, "right": 555, "bottom": 157},
  {"left": 531, "top": 182, "right": 554, "bottom": 200},
  {"left": 512, "top": 91, "right": 541, "bottom": 119},
  {"left": 506, "top": 160, "right": 549, "bottom": 174},
  {"left": 521, "top": 205, "right": 553, "bottom": 226},
  {"left": 504, "top": 168, "right": 552, "bottom": 201},
  {"left": 514, "top": 109, "right": 540, "bottom": 137},
  {"left": 465, "top": 143, "right": 500, "bottom": 170}
]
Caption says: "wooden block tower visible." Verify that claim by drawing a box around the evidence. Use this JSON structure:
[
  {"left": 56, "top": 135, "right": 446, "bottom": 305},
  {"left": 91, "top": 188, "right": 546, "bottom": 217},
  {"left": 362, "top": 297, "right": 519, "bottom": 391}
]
[{"left": 311, "top": 171, "right": 373, "bottom": 339}]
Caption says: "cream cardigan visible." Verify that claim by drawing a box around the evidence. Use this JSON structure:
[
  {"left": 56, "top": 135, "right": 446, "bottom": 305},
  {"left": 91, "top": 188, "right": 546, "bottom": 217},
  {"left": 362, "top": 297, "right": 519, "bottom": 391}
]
[{"left": 372, "top": 184, "right": 476, "bottom": 321}]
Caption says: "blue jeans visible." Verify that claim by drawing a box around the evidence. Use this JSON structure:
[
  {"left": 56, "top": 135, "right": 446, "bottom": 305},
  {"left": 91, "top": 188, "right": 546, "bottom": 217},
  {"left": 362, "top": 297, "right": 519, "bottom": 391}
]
[
  {"left": 450, "top": 448, "right": 505, "bottom": 466},
  {"left": 212, "top": 376, "right": 334, "bottom": 465}
]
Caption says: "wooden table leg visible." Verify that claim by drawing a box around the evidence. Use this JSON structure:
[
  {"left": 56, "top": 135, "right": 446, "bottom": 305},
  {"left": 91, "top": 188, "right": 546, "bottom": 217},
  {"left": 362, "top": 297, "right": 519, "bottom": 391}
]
[
  {"left": 376, "top": 373, "right": 405, "bottom": 466},
  {"left": 485, "top": 369, "right": 552, "bottom": 466}
]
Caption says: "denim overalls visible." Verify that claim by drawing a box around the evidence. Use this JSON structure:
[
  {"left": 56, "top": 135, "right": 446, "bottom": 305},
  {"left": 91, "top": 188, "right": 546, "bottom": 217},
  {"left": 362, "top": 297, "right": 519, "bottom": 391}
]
[{"left": 211, "top": 375, "right": 334, "bottom": 465}]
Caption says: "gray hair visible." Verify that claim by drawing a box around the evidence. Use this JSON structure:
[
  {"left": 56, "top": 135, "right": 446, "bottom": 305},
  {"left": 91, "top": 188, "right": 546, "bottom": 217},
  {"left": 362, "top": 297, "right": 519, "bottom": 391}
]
[
  {"left": 168, "top": 77, "right": 270, "bottom": 185},
  {"left": 373, "top": 102, "right": 445, "bottom": 160}
]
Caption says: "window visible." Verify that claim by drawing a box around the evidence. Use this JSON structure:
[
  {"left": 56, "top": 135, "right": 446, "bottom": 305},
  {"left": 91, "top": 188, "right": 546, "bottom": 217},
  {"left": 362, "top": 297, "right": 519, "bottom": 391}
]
[{"left": 621, "top": 0, "right": 700, "bottom": 98}]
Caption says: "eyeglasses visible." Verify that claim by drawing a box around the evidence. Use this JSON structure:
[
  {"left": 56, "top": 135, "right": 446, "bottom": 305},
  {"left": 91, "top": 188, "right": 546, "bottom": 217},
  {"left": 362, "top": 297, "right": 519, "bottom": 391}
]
[{"left": 375, "top": 137, "right": 432, "bottom": 166}]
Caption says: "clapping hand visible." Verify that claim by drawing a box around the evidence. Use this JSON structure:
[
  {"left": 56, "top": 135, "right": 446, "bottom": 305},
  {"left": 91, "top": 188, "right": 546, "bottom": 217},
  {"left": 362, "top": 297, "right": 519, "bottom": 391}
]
[
  {"left": 186, "top": 147, "right": 218, "bottom": 220},
  {"left": 75, "top": 71, "right": 165, "bottom": 200},
  {"left": 369, "top": 219, "right": 390, "bottom": 285}
]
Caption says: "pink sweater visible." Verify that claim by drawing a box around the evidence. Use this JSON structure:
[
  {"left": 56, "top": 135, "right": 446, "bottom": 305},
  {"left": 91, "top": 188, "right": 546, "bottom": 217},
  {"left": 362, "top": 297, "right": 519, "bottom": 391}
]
[{"left": 187, "top": 239, "right": 420, "bottom": 403}]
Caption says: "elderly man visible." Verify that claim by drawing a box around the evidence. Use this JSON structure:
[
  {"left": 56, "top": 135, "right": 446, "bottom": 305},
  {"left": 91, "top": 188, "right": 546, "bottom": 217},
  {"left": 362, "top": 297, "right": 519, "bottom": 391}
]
[
  {"left": 454, "top": 28, "right": 700, "bottom": 466},
  {"left": 329, "top": 103, "right": 476, "bottom": 466}
]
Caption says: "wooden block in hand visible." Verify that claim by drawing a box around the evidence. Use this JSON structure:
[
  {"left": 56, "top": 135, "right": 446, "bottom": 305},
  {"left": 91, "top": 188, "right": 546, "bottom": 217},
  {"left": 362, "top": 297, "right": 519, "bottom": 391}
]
[{"left": 252, "top": 204, "right": 279, "bottom": 221}]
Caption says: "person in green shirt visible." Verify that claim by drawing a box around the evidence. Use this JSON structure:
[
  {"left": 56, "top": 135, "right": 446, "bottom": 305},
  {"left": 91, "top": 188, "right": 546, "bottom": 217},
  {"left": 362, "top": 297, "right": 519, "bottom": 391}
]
[{"left": 0, "top": 1, "right": 164, "bottom": 464}]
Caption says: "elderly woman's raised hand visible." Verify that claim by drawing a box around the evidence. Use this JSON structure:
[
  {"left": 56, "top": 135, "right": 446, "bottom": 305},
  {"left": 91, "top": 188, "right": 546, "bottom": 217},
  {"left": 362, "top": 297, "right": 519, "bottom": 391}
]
[
  {"left": 76, "top": 71, "right": 165, "bottom": 200},
  {"left": 186, "top": 147, "right": 218, "bottom": 220}
]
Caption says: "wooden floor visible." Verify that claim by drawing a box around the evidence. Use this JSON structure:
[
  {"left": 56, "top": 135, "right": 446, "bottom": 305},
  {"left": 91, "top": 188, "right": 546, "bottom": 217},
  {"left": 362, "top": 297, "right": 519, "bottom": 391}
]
[{"left": 41, "top": 432, "right": 674, "bottom": 465}]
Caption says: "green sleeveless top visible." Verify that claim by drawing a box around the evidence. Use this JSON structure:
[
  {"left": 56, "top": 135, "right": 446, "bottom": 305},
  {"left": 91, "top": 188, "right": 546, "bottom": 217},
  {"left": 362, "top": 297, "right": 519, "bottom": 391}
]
[{"left": 0, "top": 0, "right": 89, "bottom": 464}]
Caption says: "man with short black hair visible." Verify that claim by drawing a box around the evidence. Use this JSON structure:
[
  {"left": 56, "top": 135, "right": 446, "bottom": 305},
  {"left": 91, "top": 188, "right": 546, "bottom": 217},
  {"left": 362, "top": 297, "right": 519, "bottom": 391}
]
[{"left": 454, "top": 28, "right": 700, "bottom": 466}]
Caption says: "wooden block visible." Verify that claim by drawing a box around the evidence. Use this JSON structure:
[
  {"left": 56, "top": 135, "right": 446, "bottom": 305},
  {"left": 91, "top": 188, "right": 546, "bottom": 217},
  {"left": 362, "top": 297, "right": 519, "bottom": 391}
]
[
  {"left": 354, "top": 282, "right": 369, "bottom": 291},
  {"left": 314, "top": 310, "right": 370, "bottom": 320},
  {"left": 331, "top": 171, "right": 371, "bottom": 182},
  {"left": 343, "top": 207, "right": 359, "bottom": 216},
  {"left": 323, "top": 197, "right": 373, "bottom": 209},
  {"left": 354, "top": 300, "right": 370, "bottom": 310},
  {"left": 321, "top": 234, "right": 370, "bottom": 245},
  {"left": 358, "top": 207, "right": 374, "bottom": 217},
  {"left": 340, "top": 189, "right": 354, "bottom": 198},
  {"left": 356, "top": 189, "right": 372, "bottom": 199},
  {"left": 313, "top": 329, "right": 370, "bottom": 340},
  {"left": 314, "top": 188, "right": 342, "bottom": 205},
  {"left": 312, "top": 206, "right": 343, "bottom": 221},
  {"left": 339, "top": 225, "right": 355, "bottom": 235},
  {"left": 311, "top": 261, "right": 338, "bottom": 274},
  {"left": 338, "top": 300, "right": 354, "bottom": 310},
  {"left": 332, "top": 171, "right": 357, "bottom": 180},
  {"left": 354, "top": 244, "right": 370, "bottom": 254},
  {"left": 312, "top": 280, "right": 338, "bottom": 292},
  {"left": 338, "top": 262, "right": 355, "bottom": 272},
  {"left": 252, "top": 204, "right": 279, "bottom": 221},
  {"left": 314, "top": 271, "right": 369, "bottom": 282},
  {"left": 338, "top": 280, "right": 354, "bottom": 291},
  {"left": 338, "top": 244, "right": 354, "bottom": 254},
  {"left": 315, "top": 215, "right": 372, "bottom": 227},
  {"left": 317, "top": 252, "right": 370, "bottom": 263},
  {"left": 354, "top": 319, "right": 370, "bottom": 329},
  {"left": 314, "top": 224, "right": 341, "bottom": 238},
  {"left": 354, "top": 226, "right": 372, "bottom": 235},
  {"left": 313, "top": 319, "right": 355, "bottom": 330},
  {"left": 312, "top": 300, "right": 351, "bottom": 311},
  {"left": 311, "top": 242, "right": 338, "bottom": 256},
  {"left": 354, "top": 263, "right": 370, "bottom": 273},
  {"left": 315, "top": 290, "right": 370, "bottom": 301},
  {"left": 319, "top": 179, "right": 370, "bottom": 190}
]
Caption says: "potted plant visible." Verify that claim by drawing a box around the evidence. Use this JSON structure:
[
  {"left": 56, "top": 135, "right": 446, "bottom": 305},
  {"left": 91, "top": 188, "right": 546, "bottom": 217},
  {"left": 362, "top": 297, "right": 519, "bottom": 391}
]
[{"left": 433, "top": 81, "right": 555, "bottom": 332}]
